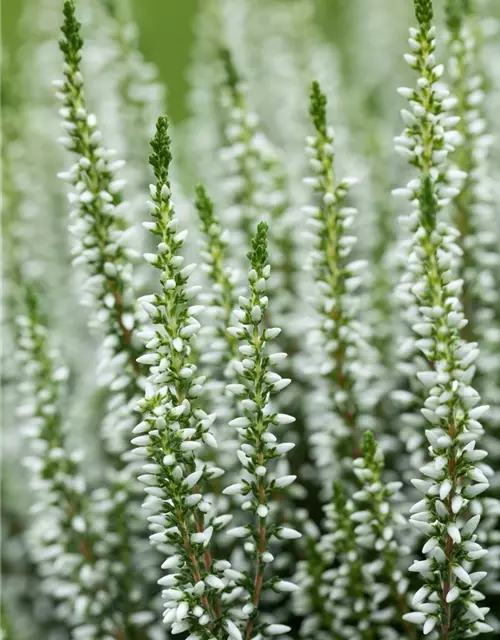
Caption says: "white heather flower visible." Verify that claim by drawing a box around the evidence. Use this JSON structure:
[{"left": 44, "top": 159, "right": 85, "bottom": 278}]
[
  {"left": 218, "top": 47, "right": 296, "bottom": 297},
  {"left": 57, "top": 2, "right": 157, "bottom": 631},
  {"left": 303, "top": 80, "right": 380, "bottom": 488},
  {"left": 444, "top": 1, "right": 500, "bottom": 437},
  {"left": 223, "top": 221, "right": 298, "bottom": 638},
  {"left": 135, "top": 115, "right": 237, "bottom": 637},
  {"left": 15, "top": 305, "right": 121, "bottom": 635},
  {"left": 394, "top": 1, "right": 490, "bottom": 636}
]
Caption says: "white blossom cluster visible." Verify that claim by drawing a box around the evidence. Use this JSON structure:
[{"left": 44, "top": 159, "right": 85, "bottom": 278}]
[
  {"left": 218, "top": 49, "right": 296, "bottom": 299},
  {"left": 133, "top": 113, "right": 301, "bottom": 639},
  {"left": 15, "top": 308, "right": 122, "bottom": 639},
  {"left": 294, "top": 432, "right": 411, "bottom": 639},
  {"left": 133, "top": 116, "right": 229, "bottom": 637},
  {"left": 394, "top": 1, "right": 493, "bottom": 635},
  {"left": 53, "top": 4, "right": 160, "bottom": 633},
  {"left": 55, "top": 0, "right": 141, "bottom": 458},
  {"left": 223, "top": 220, "right": 300, "bottom": 638},
  {"left": 194, "top": 183, "right": 242, "bottom": 471},
  {"left": 444, "top": 7, "right": 500, "bottom": 429},
  {"left": 302, "top": 81, "right": 380, "bottom": 488}
]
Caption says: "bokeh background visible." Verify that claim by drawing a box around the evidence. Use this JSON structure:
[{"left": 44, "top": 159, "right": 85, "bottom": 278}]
[{"left": 2, "top": 0, "right": 383, "bottom": 124}]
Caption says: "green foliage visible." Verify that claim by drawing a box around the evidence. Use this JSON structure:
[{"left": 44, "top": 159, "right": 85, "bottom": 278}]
[
  {"left": 220, "top": 46, "right": 241, "bottom": 94},
  {"left": 149, "top": 114, "right": 172, "bottom": 187},
  {"left": 414, "top": 0, "right": 434, "bottom": 29},
  {"left": 309, "top": 80, "right": 328, "bottom": 139},
  {"left": 59, "top": 0, "right": 83, "bottom": 64},
  {"left": 247, "top": 221, "right": 269, "bottom": 272}
]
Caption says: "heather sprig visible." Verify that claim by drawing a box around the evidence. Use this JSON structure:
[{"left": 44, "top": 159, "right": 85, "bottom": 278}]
[
  {"left": 56, "top": 0, "right": 139, "bottom": 382},
  {"left": 296, "top": 433, "right": 412, "bottom": 639},
  {"left": 194, "top": 183, "right": 244, "bottom": 473},
  {"left": 56, "top": 0, "right": 146, "bottom": 469},
  {"left": 55, "top": 3, "right": 159, "bottom": 631},
  {"left": 444, "top": 0, "right": 500, "bottom": 416},
  {"left": 351, "top": 432, "right": 413, "bottom": 636},
  {"left": 195, "top": 183, "right": 239, "bottom": 371},
  {"left": 316, "top": 483, "right": 374, "bottom": 638},
  {"left": 224, "top": 221, "right": 299, "bottom": 639},
  {"left": 304, "top": 80, "right": 377, "bottom": 484},
  {"left": 15, "top": 296, "right": 123, "bottom": 638},
  {"left": 219, "top": 48, "right": 295, "bottom": 300},
  {"left": 395, "top": 1, "right": 492, "bottom": 635},
  {"left": 135, "top": 115, "right": 233, "bottom": 638}
]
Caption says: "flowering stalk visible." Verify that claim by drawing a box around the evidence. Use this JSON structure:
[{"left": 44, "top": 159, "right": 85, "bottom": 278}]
[
  {"left": 225, "top": 221, "right": 299, "bottom": 639},
  {"left": 195, "top": 183, "right": 239, "bottom": 371},
  {"left": 304, "top": 80, "right": 374, "bottom": 478},
  {"left": 56, "top": 0, "right": 140, "bottom": 389},
  {"left": 295, "top": 432, "right": 412, "bottom": 639},
  {"left": 15, "top": 294, "right": 121, "bottom": 638},
  {"left": 194, "top": 183, "right": 244, "bottom": 474},
  {"left": 395, "top": 1, "right": 492, "bottom": 635},
  {"left": 56, "top": 3, "right": 159, "bottom": 632},
  {"left": 56, "top": 0, "right": 144, "bottom": 461},
  {"left": 219, "top": 48, "right": 296, "bottom": 304},
  {"left": 318, "top": 483, "right": 374, "bottom": 638},
  {"left": 352, "top": 432, "right": 414, "bottom": 637},
  {"left": 135, "top": 115, "right": 236, "bottom": 638},
  {"left": 444, "top": 0, "right": 500, "bottom": 406}
]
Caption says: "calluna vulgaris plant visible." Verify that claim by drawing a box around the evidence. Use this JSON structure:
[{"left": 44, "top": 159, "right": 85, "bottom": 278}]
[{"left": 5, "top": 0, "right": 500, "bottom": 638}]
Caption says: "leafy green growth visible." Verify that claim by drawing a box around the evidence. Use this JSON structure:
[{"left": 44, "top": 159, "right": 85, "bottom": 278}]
[
  {"left": 309, "top": 80, "right": 327, "bottom": 139},
  {"left": 149, "top": 114, "right": 172, "bottom": 187},
  {"left": 220, "top": 46, "right": 241, "bottom": 94},
  {"left": 247, "top": 221, "right": 269, "bottom": 272},
  {"left": 59, "top": 0, "right": 83, "bottom": 65},
  {"left": 445, "top": 0, "right": 469, "bottom": 33},
  {"left": 194, "top": 183, "right": 215, "bottom": 230},
  {"left": 360, "top": 430, "right": 382, "bottom": 471},
  {"left": 419, "top": 175, "right": 438, "bottom": 233},
  {"left": 414, "top": 0, "right": 434, "bottom": 28}
]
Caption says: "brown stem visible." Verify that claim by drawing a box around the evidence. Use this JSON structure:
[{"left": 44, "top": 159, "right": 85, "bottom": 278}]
[
  {"left": 178, "top": 512, "right": 215, "bottom": 626},
  {"left": 332, "top": 327, "right": 360, "bottom": 458},
  {"left": 245, "top": 475, "right": 267, "bottom": 640},
  {"left": 441, "top": 425, "right": 457, "bottom": 640},
  {"left": 193, "top": 506, "right": 221, "bottom": 619},
  {"left": 110, "top": 286, "right": 140, "bottom": 375}
]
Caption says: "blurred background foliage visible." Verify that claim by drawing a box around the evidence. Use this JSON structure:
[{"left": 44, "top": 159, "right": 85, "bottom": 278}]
[{"left": 2, "top": 0, "right": 359, "bottom": 123}]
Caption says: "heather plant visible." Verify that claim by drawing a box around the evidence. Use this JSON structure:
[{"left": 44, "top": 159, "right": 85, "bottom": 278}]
[{"left": 4, "top": 0, "right": 500, "bottom": 638}]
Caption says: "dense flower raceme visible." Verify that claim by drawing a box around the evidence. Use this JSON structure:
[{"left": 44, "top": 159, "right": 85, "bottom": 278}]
[
  {"left": 55, "top": 2, "right": 159, "bottom": 634},
  {"left": 302, "top": 81, "right": 381, "bottom": 487},
  {"left": 134, "top": 116, "right": 299, "bottom": 639},
  {"left": 6, "top": 0, "right": 500, "bottom": 637},
  {"left": 194, "top": 184, "right": 242, "bottom": 468},
  {"left": 444, "top": 1, "right": 500, "bottom": 427},
  {"left": 294, "top": 432, "right": 412, "bottom": 640},
  {"left": 15, "top": 295, "right": 124, "bottom": 638},
  {"left": 394, "top": 0, "right": 493, "bottom": 636},
  {"left": 218, "top": 49, "right": 297, "bottom": 313},
  {"left": 56, "top": 0, "right": 142, "bottom": 462},
  {"left": 194, "top": 184, "right": 239, "bottom": 379},
  {"left": 56, "top": 0, "right": 141, "bottom": 441},
  {"left": 224, "top": 221, "right": 300, "bottom": 638}
]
